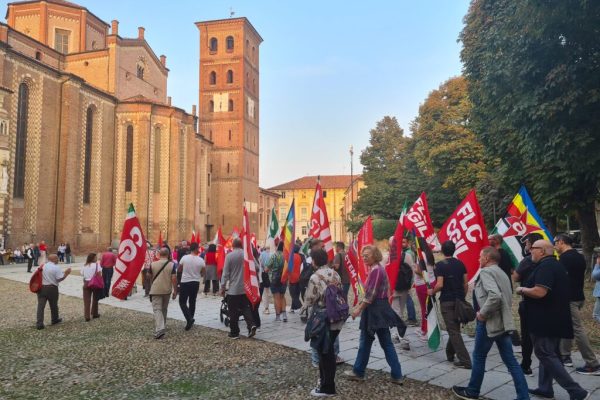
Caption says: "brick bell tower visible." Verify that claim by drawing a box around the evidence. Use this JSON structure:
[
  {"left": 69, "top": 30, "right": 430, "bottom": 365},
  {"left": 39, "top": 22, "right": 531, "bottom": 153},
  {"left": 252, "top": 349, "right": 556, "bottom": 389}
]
[{"left": 196, "top": 18, "right": 262, "bottom": 235}]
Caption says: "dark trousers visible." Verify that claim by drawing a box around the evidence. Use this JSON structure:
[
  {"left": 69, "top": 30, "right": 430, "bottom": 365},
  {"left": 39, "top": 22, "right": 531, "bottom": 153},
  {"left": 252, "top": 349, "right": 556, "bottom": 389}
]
[
  {"left": 37, "top": 285, "right": 59, "bottom": 327},
  {"left": 143, "top": 270, "right": 151, "bottom": 296},
  {"left": 27, "top": 257, "right": 33, "bottom": 272},
  {"left": 101, "top": 267, "right": 114, "bottom": 298},
  {"left": 289, "top": 283, "right": 302, "bottom": 310},
  {"left": 203, "top": 279, "right": 219, "bottom": 294},
  {"left": 251, "top": 302, "right": 261, "bottom": 328},
  {"left": 518, "top": 302, "right": 533, "bottom": 369},
  {"left": 531, "top": 335, "right": 587, "bottom": 398},
  {"left": 82, "top": 285, "right": 100, "bottom": 320},
  {"left": 179, "top": 281, "right": 200, "bottom": 322},
  {"left": 227, "top": 294, "right": 255, "bottom": 336},
  {"left": 319, "top": 330, "right": 340, "bottom": 394},
  {"left": 440, "top": 301, "right": 471, "bottom": 367}
]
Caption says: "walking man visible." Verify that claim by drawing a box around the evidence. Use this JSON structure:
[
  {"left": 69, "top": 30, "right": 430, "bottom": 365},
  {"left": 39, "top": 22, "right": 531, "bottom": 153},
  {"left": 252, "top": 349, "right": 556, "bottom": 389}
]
[
  {"left": 555, "top": 233, "right": 600, "bottom": 375},
  {"left": 517, "top": 239, "right": 590, "bottom": 400},
  {"left": 178, "top": 242, "right": 204, "bottom": 331},
  {"left": 452, "top": 247, "right": 529, "bottom": 400},
  {"left": 512, "top": 232, "right": 543, "bottom": 377},
  {"left": 36, "top": 254, "right": 71, "bottom": 329},
  {"left": 148, "top": 248, "right": 177, "bottom": 339},
  {"left": 99, "top": 247, "right": 117, "bottom": 298},
  {"left": 219, "top": 238, "right": 257, "bottom": 339},
  {"left": 428, "top": 240, "right": 472, "bottom": 369}
]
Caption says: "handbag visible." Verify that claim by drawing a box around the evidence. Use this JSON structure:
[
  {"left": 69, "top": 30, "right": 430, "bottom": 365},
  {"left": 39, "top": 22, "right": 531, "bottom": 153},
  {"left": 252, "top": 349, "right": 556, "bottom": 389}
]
[
  {"left": 455, "top": 298, "right": 476, "bottom": 324},
  {"left": 304, "top": 306, "right": 328, "bottom": 342},
  {"left": 87, "top": 264, "right": 104, "bottom": 290}
]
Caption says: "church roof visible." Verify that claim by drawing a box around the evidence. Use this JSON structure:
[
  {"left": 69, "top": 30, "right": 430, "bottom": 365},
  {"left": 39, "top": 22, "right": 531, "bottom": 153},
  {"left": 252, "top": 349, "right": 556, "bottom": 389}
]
[
  {"left": 7, "top": 0, "right": 110, "bottom": 27},
  {"left": 269, "top": 175, "right": 360, "bottom": 191}
]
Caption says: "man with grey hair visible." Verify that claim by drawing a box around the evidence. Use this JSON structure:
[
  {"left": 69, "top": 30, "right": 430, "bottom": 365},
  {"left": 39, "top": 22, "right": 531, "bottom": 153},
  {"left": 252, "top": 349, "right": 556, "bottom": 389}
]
[
  {"left": 220, "top": 238, "right": 257, "bottom": 339},
  {"left": 148, "top": 247, "right": 178, "bottom": 339},
  {"left": 517, "top": 240, "right": 589, "bottom": 400},
  {"left": 452, "top": 246, "right": 528, "bottom": 400}
]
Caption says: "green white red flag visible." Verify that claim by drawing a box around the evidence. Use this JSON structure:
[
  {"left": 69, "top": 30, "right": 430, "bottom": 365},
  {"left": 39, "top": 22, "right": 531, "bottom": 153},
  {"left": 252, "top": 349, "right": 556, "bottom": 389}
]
[
  {"left": 112, "top": 204, "right": 148, "bottom": 300},
  {"left": 242, "top": 205, "right": 261, "bottom": 306}
]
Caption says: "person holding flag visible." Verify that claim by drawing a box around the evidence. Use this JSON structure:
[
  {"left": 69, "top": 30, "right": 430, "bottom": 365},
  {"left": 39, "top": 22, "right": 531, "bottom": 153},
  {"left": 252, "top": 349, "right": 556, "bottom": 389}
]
[
  {"left": 413, "top": 236, "right": 436, "bottom": 341},
  {"left": 219, "top": 238, "right": 257, "bottom": 339}
]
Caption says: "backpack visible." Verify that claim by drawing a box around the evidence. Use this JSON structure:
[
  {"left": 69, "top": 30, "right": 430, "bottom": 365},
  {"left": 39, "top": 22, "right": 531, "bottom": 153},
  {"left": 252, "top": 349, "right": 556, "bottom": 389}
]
[
  {"left": 29, "top": 264, "right": 45, "bottom": 293},
  {"left": 324, "top": 284, "right": 349, "bottom": 324},
  {"left": 299, "top": 261, "right": 313, "bottom": 289},
  {"left": 395, "top": 252, "right": 413, "bottom": 291}
]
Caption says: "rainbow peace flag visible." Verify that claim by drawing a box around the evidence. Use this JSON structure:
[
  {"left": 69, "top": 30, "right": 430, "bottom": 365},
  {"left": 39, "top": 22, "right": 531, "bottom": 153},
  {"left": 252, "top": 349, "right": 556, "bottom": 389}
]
[
  {"left": 493, "top": 186, "right": 552, "bottom": 265},
  {"left": 282, "top": 200, "right": 296, "bottom": 277}
]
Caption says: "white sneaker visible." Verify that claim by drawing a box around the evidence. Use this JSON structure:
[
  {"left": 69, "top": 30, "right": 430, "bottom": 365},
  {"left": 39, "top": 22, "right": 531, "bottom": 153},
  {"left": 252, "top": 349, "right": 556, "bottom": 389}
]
[{"left": 310, "top": 388, "right": 335, "bottom": 397}]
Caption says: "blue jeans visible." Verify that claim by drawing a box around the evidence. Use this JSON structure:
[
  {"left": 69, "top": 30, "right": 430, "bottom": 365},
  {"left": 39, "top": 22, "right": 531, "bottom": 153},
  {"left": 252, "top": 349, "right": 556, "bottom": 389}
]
[
  {"left": 406, "top": 293, "right": 416, "bottom": 321},
  {"left": 312, "top": 335, "right": 340, "bottom": 364},
  {"left": 353, "top": 328, "right": 402, "bottom": 379},
  {"left": 594, "top": 298, "right": 600, "bottom": 323},
  {"left": 467, "top": 321, "right": 529, "bottom": 400}
]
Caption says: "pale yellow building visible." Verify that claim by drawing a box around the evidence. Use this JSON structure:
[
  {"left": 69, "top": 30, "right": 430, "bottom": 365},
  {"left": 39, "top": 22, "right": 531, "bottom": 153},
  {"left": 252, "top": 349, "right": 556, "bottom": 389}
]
[
  {"left": 269, "top": 175, "right": 357, "bottom": 243},
  {"left": 342, "top": 176, "right": 365, "bottom": 242}
]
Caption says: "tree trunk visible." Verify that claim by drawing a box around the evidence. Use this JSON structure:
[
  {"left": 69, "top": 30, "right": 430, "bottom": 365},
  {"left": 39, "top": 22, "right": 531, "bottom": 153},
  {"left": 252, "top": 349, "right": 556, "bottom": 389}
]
[{"left": 576, "top": 201, "right": 600, "bottom": 272}]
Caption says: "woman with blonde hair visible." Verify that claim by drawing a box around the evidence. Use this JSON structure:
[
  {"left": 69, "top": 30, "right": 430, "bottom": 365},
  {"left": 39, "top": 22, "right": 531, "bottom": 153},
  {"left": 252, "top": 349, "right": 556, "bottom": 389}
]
[{"left": 82, "top": 253, "right": 102, "bottom": 321}]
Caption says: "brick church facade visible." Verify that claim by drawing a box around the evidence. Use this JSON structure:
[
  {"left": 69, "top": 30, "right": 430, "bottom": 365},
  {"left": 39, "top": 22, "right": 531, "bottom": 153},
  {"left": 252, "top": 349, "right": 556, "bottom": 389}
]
[{"left": 0, "top": 0, "right": 272, "bottom": 251}]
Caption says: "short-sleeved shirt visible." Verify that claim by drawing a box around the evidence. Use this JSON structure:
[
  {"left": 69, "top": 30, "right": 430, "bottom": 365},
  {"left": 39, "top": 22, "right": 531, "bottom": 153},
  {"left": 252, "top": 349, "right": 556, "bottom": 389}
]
[
  {"left": 266, "top": 251, "right": 284, "bottom": 283},
  {"left": 333, "top": 251, "right": 350, "bottom": 284},
  {"left": 100, "top": 251, "right": 117, "bottom": 268},
  {"left": 179, "top": 254, "right": 205, "bottom": 283},
  {"left": 41, "top": 262, "right": 64, "bottom": 286},
  {"left": 559, "top": 249, "right": 586, "bottom": 302},
  {"left": 524, "top": 255, "right": 573, "bottom": 338},
  {"left": 434, "top": 257, "right": 467, "bottom": 302},
  {"left": 149, "top": 259, "right": 175, "bottom": 295},
  {"left": 81, "top": 263, "right": 100, "bottom": 282},
  {"left": 363, "top": 264, "right": 390, "bottom": 304}
]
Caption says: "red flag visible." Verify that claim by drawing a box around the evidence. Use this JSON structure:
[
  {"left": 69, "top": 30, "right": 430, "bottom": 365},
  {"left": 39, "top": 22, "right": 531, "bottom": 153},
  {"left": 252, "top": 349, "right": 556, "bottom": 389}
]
[
  {"left": 308, "top": 181, "right": 334, "bottom": 261},
  {"left": 216, "top": 227, "right": 226, "bottom": 279},
  {"left": 385, "top": 217, "right": 404, "bottom": 300},
  {"left": 195, "top": 229, "right": 201, "bottom": 244},
  {"left": 356, "top": 216, "right": 373, "bottom": 284},
  {"left": 242, "top": 205, "right": 261, "bottom": 306},
  {"left": 250, "top": 233, "right": 257, "bottom": 250},
  {"left": 404, "top": 192, "right": 440, "bottom": 251},
  {"left": 438, "top": 189, "right": 489, "bottom": 282},
  {"left": 344, "top": 240, "right": 363, "bottom": 305},
  {"left": 190, "top": 230, "right": 196, "bottom": 245},
  {"left": 112, "top": 204, "right": 148, "bottom": 300},
  {"left": 157, "top": 230, "right": 163, "bottom": 248}
]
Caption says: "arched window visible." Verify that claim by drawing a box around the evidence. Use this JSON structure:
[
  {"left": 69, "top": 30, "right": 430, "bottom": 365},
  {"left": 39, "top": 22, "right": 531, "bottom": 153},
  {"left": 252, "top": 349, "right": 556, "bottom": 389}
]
[
  {"left": 83, "top": 107, "right": 93, "bottom": 204},
  {"left": 226, "top": 36, "right": 234, "bottom": 51},
  {"left": 125, "top": 125, "right": 133, "bottom": 192},
  {"left": 136, "top": 65, "right": 144, "bottom": 79},
  {"left": 153, "top": 127, "right": 161, "bottom": 193},
  {"left": 209, "top": 37, "right": 218, "bottom": 52},
  {"left": 14, "top": 83, "right": 29, "bottom": 198},
  {"left": 228, "top": 130, "right": 232, "bottom": 141},
  {"left": 209, "top": 71, "right": 216, "bottom": 85},
  {"left": 228, "top": 99, "right": 234, "bottom": 112},
  {"left": 226, "top": 70, "right": 233, "bottom": 84},
  {"left": 209, "top": 100, "right": 214, "bottom": 113},
  {"left": 227, "top": 163, "right": 230, "bottom": 174}
]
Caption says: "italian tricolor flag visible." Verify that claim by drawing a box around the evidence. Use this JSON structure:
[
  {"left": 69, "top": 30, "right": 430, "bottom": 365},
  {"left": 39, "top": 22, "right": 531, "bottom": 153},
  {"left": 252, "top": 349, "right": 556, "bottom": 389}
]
[{"left": 426, "top": 294, "right": 441, "bottom": 350}]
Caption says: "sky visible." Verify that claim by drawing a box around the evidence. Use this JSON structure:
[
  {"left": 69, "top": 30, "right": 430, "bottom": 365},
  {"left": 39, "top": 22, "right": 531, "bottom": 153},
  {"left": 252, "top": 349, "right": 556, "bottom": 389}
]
[{"left": 2, "top": 0, "right": 471, "bottom": 188}]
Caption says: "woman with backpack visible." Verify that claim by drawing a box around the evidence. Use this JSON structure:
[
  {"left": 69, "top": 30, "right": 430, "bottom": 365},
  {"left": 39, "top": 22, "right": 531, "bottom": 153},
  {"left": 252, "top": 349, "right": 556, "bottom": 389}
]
[
  {"left": 266, "top": 242, "right": 288, "bottom": 322},
  {"left": 413, "top": 237, "right": 436, "bottom": 340},
  {"left": 81, "top": 253, "right": 102, "bottom": 321},
  {"left": 344, "top": 245, "right": 405, "bottom": 385},
  {"left": 304, "top": 248, "right": 345, "bottom": 397}
]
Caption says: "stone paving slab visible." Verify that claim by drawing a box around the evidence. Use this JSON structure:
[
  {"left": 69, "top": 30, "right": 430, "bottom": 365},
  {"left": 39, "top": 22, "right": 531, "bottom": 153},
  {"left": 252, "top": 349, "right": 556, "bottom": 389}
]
[{"left": 2, "top": 263, "right": 599, "bottom": 400}]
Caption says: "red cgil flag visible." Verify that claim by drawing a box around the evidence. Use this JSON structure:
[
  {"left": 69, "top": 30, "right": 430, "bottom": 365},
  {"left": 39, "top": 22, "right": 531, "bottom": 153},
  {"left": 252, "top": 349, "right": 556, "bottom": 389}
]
[
  {"left": 242, "top": 204, "right": 261, "bottom": 306},
  {"left": 112, "top": 204, "right": 148, "bottom": 300},
  {"left": 438, "top": 189, "right": 489, "bottom": 282},
  {"left": 216, "top": 227, "right": 226, "bottom": 279},
  {"left": 404, "top": 192, "right": 441, "bottom": 251},
  {"left": 385, "top": 213, "right": 405, "bottom": 301},
  {"left": 308, "top": 180, "right": 334, "bottom": 261},
  {"left": 344, "top": 239, "right": 363, "bottom": 306},
  {"left": 356, "top": 216, "right": 373, "bottom": 284}
]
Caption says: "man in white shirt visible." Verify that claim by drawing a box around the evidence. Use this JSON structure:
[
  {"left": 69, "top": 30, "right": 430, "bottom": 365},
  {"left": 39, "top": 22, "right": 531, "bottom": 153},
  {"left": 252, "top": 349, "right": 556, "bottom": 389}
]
[
  {"left": 36, "top": 254, "right": 71, "bottom": 329},
  {"left": 177, "top": 242, "right": 205, "bottom": 331}
]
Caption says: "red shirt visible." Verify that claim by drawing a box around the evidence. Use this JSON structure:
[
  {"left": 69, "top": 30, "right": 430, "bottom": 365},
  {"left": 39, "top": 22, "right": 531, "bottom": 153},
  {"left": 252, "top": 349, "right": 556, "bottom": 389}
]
[
  {"left": 100, "top": 251, "right": 117, "bottom": 268},
  {"left": 39, "top": 244, "right": 47, "bottom": 252}
]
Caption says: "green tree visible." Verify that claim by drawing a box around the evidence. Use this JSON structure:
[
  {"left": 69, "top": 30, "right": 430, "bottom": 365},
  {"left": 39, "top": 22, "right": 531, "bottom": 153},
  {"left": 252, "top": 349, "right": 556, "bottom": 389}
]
[{"left": 460, "top": 0, "right": 600, "bottom": 263}]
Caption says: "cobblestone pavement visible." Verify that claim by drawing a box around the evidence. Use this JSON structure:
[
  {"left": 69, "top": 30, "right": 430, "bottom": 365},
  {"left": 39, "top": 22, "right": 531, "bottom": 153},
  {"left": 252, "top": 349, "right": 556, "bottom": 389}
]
[{"left": 1, "top": 263, "right": 599, "bottom": 399}]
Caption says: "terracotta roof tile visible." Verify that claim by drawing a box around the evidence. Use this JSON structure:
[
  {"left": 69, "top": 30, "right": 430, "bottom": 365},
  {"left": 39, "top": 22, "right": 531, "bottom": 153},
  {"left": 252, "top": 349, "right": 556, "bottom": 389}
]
[{"left": 268, "top": 175, "right": 361, "bottom": 191}]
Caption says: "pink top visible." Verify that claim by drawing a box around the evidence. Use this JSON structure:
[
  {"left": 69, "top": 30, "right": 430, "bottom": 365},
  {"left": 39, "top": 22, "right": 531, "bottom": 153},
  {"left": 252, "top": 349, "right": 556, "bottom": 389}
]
[{"left": 100, "top": 251, "right": 117, "bottom": 267}]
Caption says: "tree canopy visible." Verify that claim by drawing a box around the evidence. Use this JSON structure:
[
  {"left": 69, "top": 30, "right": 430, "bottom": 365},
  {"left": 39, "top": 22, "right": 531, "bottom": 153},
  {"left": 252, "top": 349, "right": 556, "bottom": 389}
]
[{"left": 460, "top": 0, "right": 600, "bottom": 256}]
